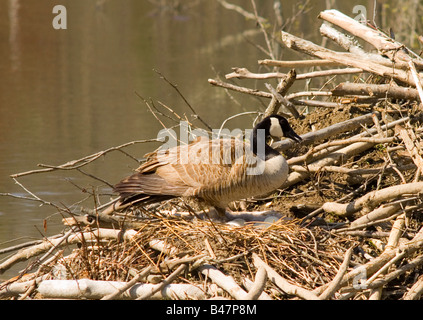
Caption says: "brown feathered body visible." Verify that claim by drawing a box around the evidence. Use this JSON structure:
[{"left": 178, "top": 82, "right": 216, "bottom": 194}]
[{"left": 114, "top": 136, "right": 289, "bottom": 214}]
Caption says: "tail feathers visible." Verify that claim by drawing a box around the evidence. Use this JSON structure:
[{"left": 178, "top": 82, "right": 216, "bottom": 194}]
[
  {"left": 114, "top": 172, "right": 182, "bottom": 206},
  {"left": 117, "top": 193, "right": 175, "bottom": 206}
]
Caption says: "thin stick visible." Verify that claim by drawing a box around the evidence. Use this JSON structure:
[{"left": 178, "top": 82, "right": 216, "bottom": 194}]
[
  {"left": 199, "top": 264, "right": 248, "bottom": 299},
  {"left": 208, "top": 78, "right": 272, "bottom": 98},
  {"left": 318, "top": 247, "right": 353, "bottom": 300},
  {"left": 265, "top": 83, "right": 300, "bottom": 118},
  {"left": 409, "top": 60, "right": 423, "bottom": 108},
  {"left": 216, "top": 0, "right": 266, "bottom": 23},
  {"left": 403, "top": 274, "right": 423, "bottom": 300},
  {"left": 11, "top": 139, "right": 158, "bottom": 178},
  {"left": 154, "top": 69, "right": 212, "bottom": 131},
  {"left": 250, "top": 0, "right": 274, "bottom": 59},
  {"left": 244, "top": 267, "right": 268, "bottom": 300},
  {"left": 259, "top": 59, "right": 341, "bottom": 68},
  {"left": 252, "top": 253, "right": 320, "bottom": 300}
]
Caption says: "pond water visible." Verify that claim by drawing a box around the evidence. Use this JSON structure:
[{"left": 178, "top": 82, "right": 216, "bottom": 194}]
[{"left": 0, "top": 0, "right": 407, "bottom": 278}]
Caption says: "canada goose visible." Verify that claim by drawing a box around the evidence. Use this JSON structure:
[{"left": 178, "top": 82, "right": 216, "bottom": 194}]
[{"left": 113, "top": 115, "right": 302, "bottom": 218}]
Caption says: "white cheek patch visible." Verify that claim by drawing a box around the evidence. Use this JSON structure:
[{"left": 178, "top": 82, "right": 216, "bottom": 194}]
[{"left": 269, "top": 117, "right": 283, "bottom": 137}]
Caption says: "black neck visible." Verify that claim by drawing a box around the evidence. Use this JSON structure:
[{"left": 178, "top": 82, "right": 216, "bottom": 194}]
[{"left": 250, "top": 126, "right": 280, "bottom": 160}]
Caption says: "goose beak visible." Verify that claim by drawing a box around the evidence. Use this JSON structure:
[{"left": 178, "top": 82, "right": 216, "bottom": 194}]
[{"left": 286, "top": 129, "right": 302, "bottom": 143}]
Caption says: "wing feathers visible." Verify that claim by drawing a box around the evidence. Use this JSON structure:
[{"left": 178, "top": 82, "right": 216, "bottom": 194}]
[{"left": 114, "top": 137, "right": 256, "bottom": 207}]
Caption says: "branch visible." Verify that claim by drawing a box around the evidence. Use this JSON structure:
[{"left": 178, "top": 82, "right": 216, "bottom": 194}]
[
  {"left": 258, "top": 59, "right": 341, "bottom": 68},
  {"left": 273, "top": 112, "right": 377, "bottom": 152},
  {"left": 198, "top": 264, "right": 248, "bottom": 299},
  {"left": 0, "top": 229, "right": 138, "bottom": 274},
  {"left": 252, "top": 253, "right": 320, "bottom": 300},
  {"left": 37, "top": 279, "right": 204, "bottom": 300},
  {"left": 318, "top": 247, "right": 353, "bottom": 299},
  {"left": 11, "top": 139, "right": 158, "bottom": 178},
  {"left": 265, "top": 82, "right": 300, "bottom": 118},
  {"left": 244, "top": 267, "right": 268, "bottom": 300},
  {"left": 319, "top": 9, "right": 416, "bottom": 65},
  {"left": 332, "top": 83, "right": 420, "bottom": 101},
  {"left": 396, "top": 125, "right": 423, "bottom": 172},
  {"left": 208, "top": 78, "right": 272, "bottom": 98},
  {"left": 322, "top": 182, "right": 423, "bottom": 217},
  {"left": 281, "top": 30, "right": 413, "bottom": 86}
]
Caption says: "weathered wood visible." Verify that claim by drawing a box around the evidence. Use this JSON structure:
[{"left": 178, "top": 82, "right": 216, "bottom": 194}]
[
  {"left": 263, "top": 69, "right": 297, "bottom": 118},
  {"left": 226, "top": 67, "right": 286, "bottom": 80},
  {"left": 244, "top": 267, "right": 268, "bottom": 300},
  {"left": 319, "top": 23, "right": 409, "bottom": 69},
  {"left": 318, "top": 247, "right": 353, "bottom": 300},
  {"left": 264, "top": 77, "right": 300, "bottom": 118},
  {"left": 252, "top": 253, "right": 321, "bottom": 300},
  {"left": 199, "top": 264, "right": 248, "bottom": 300},
  {"left": 281, "top": 31, "right": 414, "bottom": 86},
  {"left": 322, "top": 182, "right": 423, "bottom": 216},
  {"left": 0, "top": 229, "right": 138, "bottom": 274},
  {"left": 37, "top": 279, "right": 205, "bottom": 300},
  {"left": 227, "top": 65, "right": 364, "bottom": 80},
  {"left": 273, "top": 112, "right": 377, "bottom": 152},
  {"left": 208, "top": 78, "right": 272, "bottom": 98},
  {"left": 332, "top": 83, "right": 420, "bottom": 101},
  {"left": 315, "top": 227, "right": 423, "bottom": 295},
  {"left": 318, "top": 9, "right": 417, "bottom": 65},
  {"left": 396, "top": 125, "right": 423, "bottom": 172},
  {"left": 258, "top": 59, "right": 340, "bottom": 68}
]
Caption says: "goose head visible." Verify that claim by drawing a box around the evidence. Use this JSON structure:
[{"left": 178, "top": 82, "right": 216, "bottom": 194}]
[
  {"left": 251, "top": 115, "right": 302, "bottom": 159},
  {"left": 266, "top": 114, "right": 302, "bottom": 142}
]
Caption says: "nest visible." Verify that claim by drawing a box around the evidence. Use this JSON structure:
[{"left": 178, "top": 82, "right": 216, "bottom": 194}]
[
  {"left": 63, "top": 216, "right": 354, "bottom": 287},
  {"left": 31, "top": 213, "right": 361, "bottom": 300}
]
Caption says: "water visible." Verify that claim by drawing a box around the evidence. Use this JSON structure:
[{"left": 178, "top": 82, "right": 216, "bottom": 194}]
[{"left": 0, "top": 0, "right": 411, "bottom": 278}]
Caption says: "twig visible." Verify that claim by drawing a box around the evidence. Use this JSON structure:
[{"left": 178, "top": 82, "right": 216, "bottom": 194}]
[
  {"left": 322, "top": 182, "right": 423, "bottom": 217},
  {"left": 199, "top": 264, "right": 248, "bottom": 299},
  {"left": 136, "top": 264, "right": 187, "bottom": 300},
  {"left": 208, "top": 78, "right": 272, "bottom": 98},
  {"left": 244, "top": 267, "right": 268, "bottom": 300},
  {"left": 396, "top": 124, "right": 423, "bottom": 172},
  {"left": 101, "top": 266, "right": 152, "bottom": 300},
  {"left": 250, "top": 0, "right": 274, "bottom": 59},
  {"left": 265, "top": 82, "right": 300, "bottom": 118},
  {"left": 408, "top": 61, "right": 423, "bottom": 109},
  {"left": 316, "top": 227, "right": 423, "bottom": 295},
  {"left": 216, "top": 0, "right": 266, "bottom": 23},
  {"left": 318, "top": 247, "right": 353, "bottom": 300},
  {"left": 229, "top": 66, "right": 364, "bottom": 80},
  {"left": 217, "top": 111, "right": 260, "bottom": 138},
  {"left": 258, "top": 59, "right": 341, "bottom": 68},
  {"left": 252, "top": 253, "right": 320, "bottom": 300},
  {"left": 11, "top": 139, "right": 158, "bottom": 178},
  {"left": 0, "top": 228, "right": 138, "bottom": 274},
  {"left": 154, "top": 69, "right": 212, "bottom": 131},
  {"left": 263, "top": 69, "right": 297, "bottom": 118},
  {"left": 403, "top": 274, "right": 423, "bottom": 300}
]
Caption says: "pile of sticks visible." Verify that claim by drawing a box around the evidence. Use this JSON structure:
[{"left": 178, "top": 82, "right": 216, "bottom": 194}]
[{"left": 1, "top": 9, "right": 423, "bottom": 300}]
